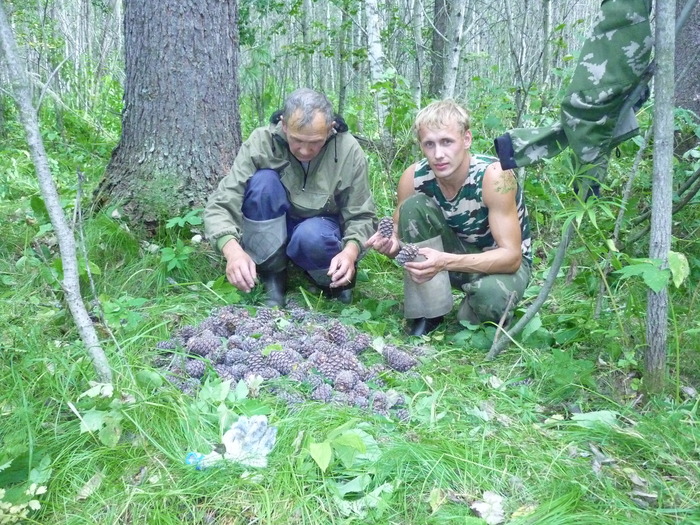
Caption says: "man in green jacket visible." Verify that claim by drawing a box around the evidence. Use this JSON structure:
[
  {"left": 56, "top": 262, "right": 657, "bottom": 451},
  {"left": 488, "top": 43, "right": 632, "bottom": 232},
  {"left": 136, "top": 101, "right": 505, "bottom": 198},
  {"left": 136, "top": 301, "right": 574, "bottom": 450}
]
[{"left": 204, "top": 88, "right": 377, "bottom": 307}]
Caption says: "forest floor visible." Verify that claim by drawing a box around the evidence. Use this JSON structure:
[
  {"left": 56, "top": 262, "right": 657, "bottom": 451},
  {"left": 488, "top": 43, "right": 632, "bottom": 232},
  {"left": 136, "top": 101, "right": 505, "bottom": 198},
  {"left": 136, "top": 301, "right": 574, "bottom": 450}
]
[{"left": 1, "top": 125, "right": 699, "bottom": 524}]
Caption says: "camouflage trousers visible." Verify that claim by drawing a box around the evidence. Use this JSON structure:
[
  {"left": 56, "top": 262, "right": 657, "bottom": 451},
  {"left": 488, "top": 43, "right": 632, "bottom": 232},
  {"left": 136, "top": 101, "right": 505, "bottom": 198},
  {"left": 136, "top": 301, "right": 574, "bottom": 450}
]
[{"left": 399, "top": 194, "right": 531, "bottom": 324}]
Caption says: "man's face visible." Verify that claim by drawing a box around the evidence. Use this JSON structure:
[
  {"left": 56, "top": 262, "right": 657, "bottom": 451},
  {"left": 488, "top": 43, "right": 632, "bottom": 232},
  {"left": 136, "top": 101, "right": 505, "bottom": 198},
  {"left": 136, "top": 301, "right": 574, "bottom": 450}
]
[
  {"left": 282, "top": 110, "right": 332, "bottom": 162},
  {"left": 418, "top": 122, "right": 472, "bottom": 180}
]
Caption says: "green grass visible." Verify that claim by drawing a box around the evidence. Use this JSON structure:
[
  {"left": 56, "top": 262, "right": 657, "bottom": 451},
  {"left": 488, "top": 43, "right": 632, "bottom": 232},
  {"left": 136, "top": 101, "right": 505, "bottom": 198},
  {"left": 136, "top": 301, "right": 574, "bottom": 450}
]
[{"left": 2, "top": 105, "right": 700, "bottom": 525}]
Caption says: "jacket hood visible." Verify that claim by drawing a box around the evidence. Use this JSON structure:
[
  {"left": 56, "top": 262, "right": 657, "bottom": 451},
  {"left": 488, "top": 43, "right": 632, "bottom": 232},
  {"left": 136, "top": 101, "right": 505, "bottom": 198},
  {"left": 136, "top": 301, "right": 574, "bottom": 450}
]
[{"left": 269, "top": 109, "right": 349, "bottom": 133}]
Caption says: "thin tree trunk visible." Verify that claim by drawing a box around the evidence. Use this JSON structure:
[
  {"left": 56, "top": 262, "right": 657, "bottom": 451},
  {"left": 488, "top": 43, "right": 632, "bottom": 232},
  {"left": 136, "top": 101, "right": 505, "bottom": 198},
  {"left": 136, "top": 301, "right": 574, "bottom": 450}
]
[
  {"left": 442, "top": 0, "right": 468, "bottom": 99},
  {"left": 645, "top": 0, "right": 676, "bottom": 396},
  {"left": 428, "top": 0, "right": 448, "bottom": 98},
  {"left": 365, "top": 0, "right": 389, "bottom": 135},
  {"left": 411, "top": 0, "right": 425, "bottom": 106},
  {"left": 0, "top": 3, "right": 112, "bottom": 383},
  {"left": 541, "top": 0, "right": 552, "bottom": 86},
  {"left": 337, "top": 6, "right": 349, "bottom": 115}
]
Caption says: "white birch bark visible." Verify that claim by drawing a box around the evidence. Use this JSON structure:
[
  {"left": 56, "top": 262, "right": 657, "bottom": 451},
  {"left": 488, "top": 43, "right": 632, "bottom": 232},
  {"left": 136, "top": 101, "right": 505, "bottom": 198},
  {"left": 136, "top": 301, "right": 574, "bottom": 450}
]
[
  {"left": 364, "top": 0, "right": 389, "bottom": 135},
  {"left": 442, "top": 0, "right": 468, "bottom": 99},
  {"left": 411, "top": 0, "right": 425, "bottom": 105},
  {"left": 0, "top": 3, "right": 113, "bottom": 383}
]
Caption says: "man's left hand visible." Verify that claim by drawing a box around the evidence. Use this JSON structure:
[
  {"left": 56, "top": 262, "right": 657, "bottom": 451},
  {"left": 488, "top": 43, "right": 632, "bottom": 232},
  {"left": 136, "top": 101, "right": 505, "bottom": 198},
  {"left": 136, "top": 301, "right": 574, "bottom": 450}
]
[{"left": 404, "top": 247, "right": 446, "bottom": 283}]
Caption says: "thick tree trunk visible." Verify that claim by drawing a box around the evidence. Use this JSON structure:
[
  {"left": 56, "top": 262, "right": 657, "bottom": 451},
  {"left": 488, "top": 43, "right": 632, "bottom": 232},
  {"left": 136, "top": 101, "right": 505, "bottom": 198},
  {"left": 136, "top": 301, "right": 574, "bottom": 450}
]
[
  {"left": 365, "top": 0, "right": 389, "bottom": 135},
  {"left": 96, "top": 0, "right": 241, "bottom": 229},
  {"left": 645, "top": 0, "right": 676, "bottom": 396}
]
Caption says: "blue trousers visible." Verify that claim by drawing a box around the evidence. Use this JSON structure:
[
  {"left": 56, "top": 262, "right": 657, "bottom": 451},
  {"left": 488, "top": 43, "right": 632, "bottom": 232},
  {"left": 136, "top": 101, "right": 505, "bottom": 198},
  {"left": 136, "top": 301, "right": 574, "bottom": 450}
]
[{"left": 242, "top": 169, "right": 343, "bottom": 272}]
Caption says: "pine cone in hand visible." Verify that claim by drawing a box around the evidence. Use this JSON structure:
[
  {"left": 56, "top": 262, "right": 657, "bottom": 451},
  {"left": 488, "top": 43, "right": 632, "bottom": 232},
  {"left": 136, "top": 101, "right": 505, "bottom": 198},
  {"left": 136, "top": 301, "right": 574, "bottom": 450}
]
[
  {"left": 395, "top": 244, "right": 419, "bottom": 266},
  {"left": 378, "top": 217, "right": 394, "bottom": 238}
]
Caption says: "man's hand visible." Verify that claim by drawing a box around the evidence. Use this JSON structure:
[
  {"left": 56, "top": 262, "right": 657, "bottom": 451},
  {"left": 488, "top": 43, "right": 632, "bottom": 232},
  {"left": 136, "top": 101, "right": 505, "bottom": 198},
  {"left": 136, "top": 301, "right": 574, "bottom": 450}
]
[
  {"left": 404, "top": 247, "right": 447, "bottom": 283},
  {"left": 328, "top": 242, "right": 359, "bottom": 288},
  {"left": 222, "top": 239, "right": 257, "bottom": 293},
  {"left": 364, "top": 231, "right": 401, "bottom": 258}
]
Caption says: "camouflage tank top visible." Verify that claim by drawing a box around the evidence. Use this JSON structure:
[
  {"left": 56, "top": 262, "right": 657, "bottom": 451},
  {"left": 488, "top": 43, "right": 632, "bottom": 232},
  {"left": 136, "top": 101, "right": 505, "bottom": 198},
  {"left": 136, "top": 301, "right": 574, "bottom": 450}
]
[{"left": 413, "top": 154, "right": 532, "bottom": 262}]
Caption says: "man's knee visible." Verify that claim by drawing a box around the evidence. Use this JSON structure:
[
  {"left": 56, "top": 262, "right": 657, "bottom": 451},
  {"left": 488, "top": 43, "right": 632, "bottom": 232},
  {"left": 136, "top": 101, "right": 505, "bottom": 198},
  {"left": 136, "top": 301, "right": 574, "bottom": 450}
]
[
  {"left": 287, "top": 218, "right": 342, "bottom": 269},
  {"left": 243, "top": 169, "right": 288, "bottom": 220}
]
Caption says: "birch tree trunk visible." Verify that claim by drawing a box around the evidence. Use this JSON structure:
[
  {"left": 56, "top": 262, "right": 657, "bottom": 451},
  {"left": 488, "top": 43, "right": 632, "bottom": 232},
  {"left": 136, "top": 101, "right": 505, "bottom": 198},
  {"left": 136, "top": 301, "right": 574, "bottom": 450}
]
[
  {"left": 645, "top": 0, "right": 676, "bottom": 395},
  {"left": 365, "top": 0, "right": 389, "bottom": 136},
  {"left": 411, "top": 0, "right": 425, "bottom": 106},
  {"left": 302, "top": 0, "right": 313, "bottom": 88},
  {"left": 0, "top": 3, "right": 112, "bottom": 383},
  {"left": 541, "top": 0, "right": 552, "bottom": 87},
  {"left": 442, "top": 0, "right": 468, "bottom": 99}
]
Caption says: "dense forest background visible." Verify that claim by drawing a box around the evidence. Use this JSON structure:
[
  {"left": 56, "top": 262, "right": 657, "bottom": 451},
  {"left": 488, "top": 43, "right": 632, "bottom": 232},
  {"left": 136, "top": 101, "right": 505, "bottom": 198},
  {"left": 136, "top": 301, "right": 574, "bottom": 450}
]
[{"left": 1, "top": 0, "right": 699, "bottom": 523}]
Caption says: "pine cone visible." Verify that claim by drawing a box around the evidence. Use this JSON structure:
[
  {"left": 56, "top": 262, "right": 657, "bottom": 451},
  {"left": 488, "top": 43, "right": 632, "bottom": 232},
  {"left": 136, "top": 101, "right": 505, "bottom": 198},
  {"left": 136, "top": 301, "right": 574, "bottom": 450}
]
[
  {"left": 185, "top": 359, "right": 207, "bottom": 379},
  {"left": 186, "top": 335, "right": 221, "bottom": 357},
  {"left": 327, "top": 321, "right": 349, "bottom": 345},
  {"left": 311, "top": 383, "right": 333, "bottom": 403},
  {"left": 267, "top": 349, "right": 303, "bottom": 375},
  {"left": 383, "top": 345, "right": 419, "bottom": 372},
  {"left": 377, "top": 217, "right": 394, "bottom": 238},
  {"left": 396, "top": 244, "right": 419, "bottom": 266}
]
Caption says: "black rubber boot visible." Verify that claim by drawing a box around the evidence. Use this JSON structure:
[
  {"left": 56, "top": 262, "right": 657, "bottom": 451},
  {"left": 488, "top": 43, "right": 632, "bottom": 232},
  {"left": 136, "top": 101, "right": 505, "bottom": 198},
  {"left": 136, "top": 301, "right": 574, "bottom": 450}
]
[
  {"left": 258, "top": 247, "right": 288, "bottom": 308},
  {"left": 406, "top": 316, "right": 444, "bottom": 336},
  {"left": 259, "top": 269, "right": 287, "bottom": 308}
]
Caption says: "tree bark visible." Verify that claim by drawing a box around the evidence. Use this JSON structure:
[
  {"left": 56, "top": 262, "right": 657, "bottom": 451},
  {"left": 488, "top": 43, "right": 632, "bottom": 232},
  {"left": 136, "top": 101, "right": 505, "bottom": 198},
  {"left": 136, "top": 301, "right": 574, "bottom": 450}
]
[
  {"left": 411, "top": 0, "right": 425, "bottom": 106},
  {"left": 428, "top": 0, "right": 448, "bottom": 98},
  {"left": 645, "top": 0, "right": 676, "bottom": 396},
  {"left": 0, "top": 2, "right": 112, "bottom": 383},
  {"left": 95, "top": 0, "right": 242, "bottom": 229},
  {"left": 365, "top": 0, "right": 389, "bottom": 135},
  {"left": 442, "top": 0, "right": 468, "bottom": 99},
  {"left": 675, "top": 0, "right": 700, "bottom": 117}
]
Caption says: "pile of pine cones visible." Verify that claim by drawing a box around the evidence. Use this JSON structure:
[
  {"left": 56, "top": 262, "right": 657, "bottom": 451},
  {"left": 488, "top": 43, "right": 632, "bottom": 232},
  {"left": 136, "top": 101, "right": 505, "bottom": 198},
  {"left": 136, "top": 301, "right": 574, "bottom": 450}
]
[{"left": 155, "top": 303, "right": 426, "bottom": 420}]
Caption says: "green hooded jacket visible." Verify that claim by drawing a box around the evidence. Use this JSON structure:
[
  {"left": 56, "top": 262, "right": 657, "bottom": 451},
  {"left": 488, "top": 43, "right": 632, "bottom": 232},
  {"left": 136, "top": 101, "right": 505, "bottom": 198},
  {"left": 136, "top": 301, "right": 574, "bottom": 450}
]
[{"left": 204, "top": 119, "right": 377, "bottom": 253}]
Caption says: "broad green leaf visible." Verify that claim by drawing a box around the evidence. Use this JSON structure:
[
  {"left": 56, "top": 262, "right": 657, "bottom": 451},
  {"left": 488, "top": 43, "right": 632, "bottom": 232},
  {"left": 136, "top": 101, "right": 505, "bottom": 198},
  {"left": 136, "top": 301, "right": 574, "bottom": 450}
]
[
  {"left": 99, "top": 414, "right": 123, "bottom": 447},
  {"left": 80, "top": 409, "right": 107, "bottom": 433},
  {"left": 135, "top": 370, "right": 163, "bottom": 391},
  {"left": 309, "top": 441, "right": 333, "bottom": 472},
  {"left": 521, "top": 314, "right": 542, "bottom": 342},
  {"left": 335, "top": 473, "right": 373, "bottom": 496},
  {"left": 642, "top": 268, "right": 669, "bottom": 293},
  {"left": 668, "top": 251, "right": 689, "bottom": 287},
  {"left": 571, "top": 410, "right": 619, "bottom": 429},
  {"left": 331, "top": 430, "right": 366, "bottom": 452}
]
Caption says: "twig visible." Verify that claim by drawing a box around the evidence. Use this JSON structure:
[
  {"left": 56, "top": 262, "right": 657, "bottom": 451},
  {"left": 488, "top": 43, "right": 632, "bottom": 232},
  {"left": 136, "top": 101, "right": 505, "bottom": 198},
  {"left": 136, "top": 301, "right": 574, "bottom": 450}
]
[{"left": 492, "top": 291, "right": 517, "bottom": 345}]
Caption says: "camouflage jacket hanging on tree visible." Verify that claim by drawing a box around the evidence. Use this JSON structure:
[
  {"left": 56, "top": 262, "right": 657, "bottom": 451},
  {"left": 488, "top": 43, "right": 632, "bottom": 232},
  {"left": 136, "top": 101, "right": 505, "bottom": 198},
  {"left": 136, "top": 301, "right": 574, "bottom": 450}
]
[{"left": 494, "top": 0, "right": 653, "bottom": 178}]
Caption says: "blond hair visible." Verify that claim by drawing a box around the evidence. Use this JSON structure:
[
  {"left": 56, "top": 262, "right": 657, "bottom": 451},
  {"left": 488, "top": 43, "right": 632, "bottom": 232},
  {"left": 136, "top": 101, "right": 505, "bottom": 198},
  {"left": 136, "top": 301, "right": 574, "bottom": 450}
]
[{"left": 413, "top": 99, "right": 471, "bottom": 139}]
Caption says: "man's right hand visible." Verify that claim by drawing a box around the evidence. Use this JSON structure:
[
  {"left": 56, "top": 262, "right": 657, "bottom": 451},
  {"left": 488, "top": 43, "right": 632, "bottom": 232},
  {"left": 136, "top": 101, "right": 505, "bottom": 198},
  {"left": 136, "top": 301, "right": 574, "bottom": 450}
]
[
  {"left": 222, "top": 239, "right": 257, "bottom": 293},
  {"left": 364, "top": 231, "right": 400, "bottom": 258}
]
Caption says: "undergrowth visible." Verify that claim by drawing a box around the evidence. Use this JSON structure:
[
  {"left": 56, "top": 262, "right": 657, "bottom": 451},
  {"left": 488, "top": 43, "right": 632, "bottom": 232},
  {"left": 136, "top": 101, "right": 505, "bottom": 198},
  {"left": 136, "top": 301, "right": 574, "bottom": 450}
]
[{"left": 1, "top": 92, "right": 699, "bottom": 524}]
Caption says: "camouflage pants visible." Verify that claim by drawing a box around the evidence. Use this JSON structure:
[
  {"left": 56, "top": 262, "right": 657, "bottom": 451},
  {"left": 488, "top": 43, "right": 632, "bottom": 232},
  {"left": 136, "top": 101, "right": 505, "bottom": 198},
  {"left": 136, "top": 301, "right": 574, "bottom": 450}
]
[{"left": 399, "top": 194, "right": 531, "bottom": 324}]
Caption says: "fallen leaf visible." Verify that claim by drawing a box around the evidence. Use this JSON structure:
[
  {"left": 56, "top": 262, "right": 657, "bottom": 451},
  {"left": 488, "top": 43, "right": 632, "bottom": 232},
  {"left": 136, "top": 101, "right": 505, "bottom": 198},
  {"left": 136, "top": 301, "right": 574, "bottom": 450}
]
[
  {"left": 428, "top": 488, "right": 446, "bottom": 513},
  {"left": 76, "top": 471, "right": 104, "bottom": 501},
  {"left": 622, "top": 467, "right": 647, "bottom": 487},
  {"left": 470, "top": 491, "right": 506, "bottom": 525}
]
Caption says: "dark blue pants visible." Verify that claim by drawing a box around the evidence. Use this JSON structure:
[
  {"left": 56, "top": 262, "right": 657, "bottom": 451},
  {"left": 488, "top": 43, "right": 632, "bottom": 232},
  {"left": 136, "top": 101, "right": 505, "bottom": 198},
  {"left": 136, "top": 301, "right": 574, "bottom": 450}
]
[{"left": 243, "top": 169, "right": 343, "bottom": 272}]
